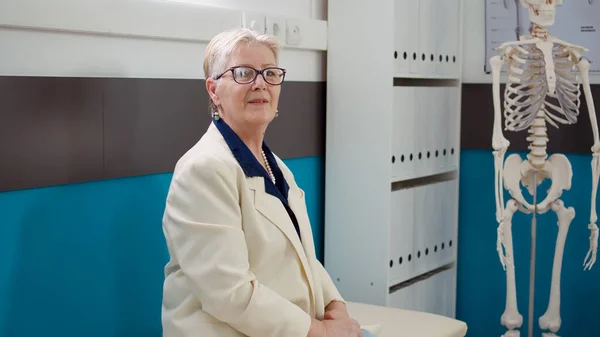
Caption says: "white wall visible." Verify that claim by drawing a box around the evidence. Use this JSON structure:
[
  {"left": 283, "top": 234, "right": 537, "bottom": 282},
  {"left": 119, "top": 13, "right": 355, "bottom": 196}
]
[
  {"left": 461, "top": 0, "right": 600, "bottom": 84},
  {"left": 0, "top": 0, "right": 327, "bottom": 81},
  {"left": 165, "top": 0, "right": 327, "bottom": 20}
]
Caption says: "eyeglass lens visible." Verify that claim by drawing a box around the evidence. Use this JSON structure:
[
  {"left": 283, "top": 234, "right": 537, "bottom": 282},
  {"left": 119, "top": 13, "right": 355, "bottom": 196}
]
[{"left": 233, "top": 67, "right": 285, "bottom": 84}]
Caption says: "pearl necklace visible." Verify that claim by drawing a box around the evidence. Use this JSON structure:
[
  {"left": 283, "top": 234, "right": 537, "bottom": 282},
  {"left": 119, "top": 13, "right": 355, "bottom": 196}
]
[{"left": 261, "top": 150, "right": 276, "bottom": 184}]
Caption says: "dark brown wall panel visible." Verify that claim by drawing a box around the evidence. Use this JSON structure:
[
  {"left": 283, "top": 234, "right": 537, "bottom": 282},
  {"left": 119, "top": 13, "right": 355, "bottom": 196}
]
[
  {"left": 0, "top": 76, "right": 326, "bottom": 192},
  {"left": 265, "top": 81, "right": 326, "bottom": 159},
  {"left": 461, "top": 83, "right": 600, "bottom": 154},
  {"left": 0, "top": 76, "right": 103, "bottom": 192},
  {"left": 5, "top": 75, "right": 596, "bottom": 193},
  {"left": 102, "top": 78, "right": 209, "bottom": 179}
]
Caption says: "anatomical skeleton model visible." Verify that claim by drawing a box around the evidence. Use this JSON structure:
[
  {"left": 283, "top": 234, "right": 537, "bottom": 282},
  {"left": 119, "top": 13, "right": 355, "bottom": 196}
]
[{"left": 490, "top": 1, "right": 599, "bottom": 337}]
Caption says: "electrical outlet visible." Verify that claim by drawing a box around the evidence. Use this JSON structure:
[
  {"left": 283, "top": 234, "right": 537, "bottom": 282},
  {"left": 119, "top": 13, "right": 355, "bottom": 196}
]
[
  {"left": 243, "top": 12, "right": 266, "bottom": 33},
  {"left": 266, "top": 16, "right": 286, "bottom": 41},
  {"left": 285, "top": 19, "right": 303, "bottom": 46}
]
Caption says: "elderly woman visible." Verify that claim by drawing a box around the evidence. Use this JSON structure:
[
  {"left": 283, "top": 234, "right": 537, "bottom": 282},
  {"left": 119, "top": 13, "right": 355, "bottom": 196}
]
[{"left": 160, "top": 28, "right": 368, "bottom": 337}]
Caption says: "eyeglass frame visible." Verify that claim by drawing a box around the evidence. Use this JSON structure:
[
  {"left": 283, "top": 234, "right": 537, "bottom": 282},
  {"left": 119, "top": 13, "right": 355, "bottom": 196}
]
[{"left": 215, "top": 66, "right": 287, "bottom": 86}]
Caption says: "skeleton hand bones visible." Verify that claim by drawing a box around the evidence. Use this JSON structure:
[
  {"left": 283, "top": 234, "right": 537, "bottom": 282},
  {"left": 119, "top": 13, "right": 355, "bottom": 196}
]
[
  {"left": 497, "top": 220, "right": 508, "bottom": 270},
  {"left": 584, "top": 222, "right": 598, "bottom": 270}
]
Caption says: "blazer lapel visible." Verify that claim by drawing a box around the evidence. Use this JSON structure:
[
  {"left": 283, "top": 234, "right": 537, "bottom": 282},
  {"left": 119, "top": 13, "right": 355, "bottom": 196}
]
[
  {"left": 287, "top": 187, "right": 317, "bottom": 260},
  {"left": 246, "top": 177, "right": 317, "bottom": 307}
]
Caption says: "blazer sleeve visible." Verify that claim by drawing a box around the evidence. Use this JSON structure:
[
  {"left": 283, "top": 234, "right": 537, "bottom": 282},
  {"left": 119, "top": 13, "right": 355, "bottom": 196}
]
[
  {"left": 316, "top": 260, "right": 345, "bottom": 306},
  {"left": 162, "top": 154, "right": 312, "bottom": 337}
]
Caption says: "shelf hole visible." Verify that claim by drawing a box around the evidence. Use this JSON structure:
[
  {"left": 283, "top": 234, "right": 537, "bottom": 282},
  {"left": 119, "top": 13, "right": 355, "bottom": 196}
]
[
  {"left": 442, "top": 243, "right": 445, "bottom": 249},
  {"left": 430, "top": 54, "right": 434, "bottom": 61},
  {"left": 435, "top": 150, "right": 439, "bottom": 157},
  {"left": 446, "top": 55, "right": 449, "bottom": 62},
  {"left": 451, "top": 148, "right": 455, "bottom": 155},
  {"left": 450, "top": 240, "right": 453, "bottom": 247},
  {"left": 392, "top": 155, "right": 396, "bottom": 163},
  {"left": 399, "top": 257, "right": 403, "bottom": 265},
  {"left": 389, "top": 259, "right": 393, "bottom": 267},
  {"left": 403, "top": 51, "right": 407, "bottom": 59},
  {"left": 413, "top": 52, "right": 417, "bottom": 60},
  {"left": 434, "top": 245, "right": 438, "bottom": 252},
  {"left": 418, "top": 152, "right": 422, "bottom": 159},
  {"left": 401, "top": 155, "right": 405, "bottom": 162},
  {"left": 410, "top": 153, "right": 413, "bottom": 161},
  {"left": 408, "top": 254, "right": 412, "bottom": 261},
  {"left": 394, "top": 51, "right": 398, "bottom": 59},
  {"left": 443, "top": 149, "right": 447, "bottom": 156},
  {"left": 439, "top": 55, "right": 443, "bottom": 62},
  {"left": 453, "top": 56, "right": 456, "bottom": 63},
  {"left": 427, "top": 151, "right": 430, "bottom": 158},
  {"left": 425, "top": 248, "right": 429, "bottom": 255},
  {"left": 417, "top": 250, "right": 421, "bottom": 258}
]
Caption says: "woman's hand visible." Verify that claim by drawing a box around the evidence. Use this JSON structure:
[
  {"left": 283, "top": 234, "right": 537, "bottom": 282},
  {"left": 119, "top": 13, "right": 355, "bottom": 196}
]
[
  {"left": 322, "top": 317, "right": 363, "bottom": 337},
  {"left": 324, "top": 300, "right": 350, "bottom": 320},
  {"left": 308, "top": 313, "right": 362, "bottom": 337},
  {"left": 318, "top": 301, "right": 362, "bottom": 337}
]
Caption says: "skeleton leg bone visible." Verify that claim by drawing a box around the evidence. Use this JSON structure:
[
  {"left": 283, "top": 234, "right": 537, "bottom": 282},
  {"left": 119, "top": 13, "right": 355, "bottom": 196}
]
[
  {"left": 499, "top": 199, "right": 523, "bottom": 337},
  {"left": 538, "top": 200, "right": 575, "bottom": 337}
]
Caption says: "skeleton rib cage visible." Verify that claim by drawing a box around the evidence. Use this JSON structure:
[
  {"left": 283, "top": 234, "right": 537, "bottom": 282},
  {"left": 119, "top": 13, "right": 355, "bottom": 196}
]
[{"left": 503, "top": 43, "right": 581, "bottom": 132}]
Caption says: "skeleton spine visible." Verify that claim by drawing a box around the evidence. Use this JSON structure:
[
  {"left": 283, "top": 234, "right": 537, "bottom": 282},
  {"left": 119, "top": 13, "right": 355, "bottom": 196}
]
[{"left": 526, "top": 107, "right": 548, "bottom": 169}]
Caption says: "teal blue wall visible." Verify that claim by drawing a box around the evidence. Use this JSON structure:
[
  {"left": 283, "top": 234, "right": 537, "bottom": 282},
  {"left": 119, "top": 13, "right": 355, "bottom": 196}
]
[
  {"left": 456, "top": 149, "right": 600, "bottom": 337},
  {"left": 7, "top": 148, "right": 598, "bottom": 337},
  {"left": 0, "top": 156, "right": 324, "bottom": 337}
]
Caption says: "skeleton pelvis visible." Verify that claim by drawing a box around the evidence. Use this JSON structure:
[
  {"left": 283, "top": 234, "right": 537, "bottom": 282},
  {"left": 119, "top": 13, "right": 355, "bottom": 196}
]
[{"left": 503, "top": 153, "right": 573, "bottom": 213}]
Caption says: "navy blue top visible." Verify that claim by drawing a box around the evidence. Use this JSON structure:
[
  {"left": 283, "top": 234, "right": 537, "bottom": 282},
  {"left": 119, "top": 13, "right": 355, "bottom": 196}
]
[{"left": 213, "top": 118, "right": 302, "bottom": 240}]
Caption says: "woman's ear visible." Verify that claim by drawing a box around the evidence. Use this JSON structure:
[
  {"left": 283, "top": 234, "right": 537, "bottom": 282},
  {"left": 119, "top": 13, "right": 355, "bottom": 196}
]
[{"left": 206, "top": 78, "right": 220, "bottom": 106}]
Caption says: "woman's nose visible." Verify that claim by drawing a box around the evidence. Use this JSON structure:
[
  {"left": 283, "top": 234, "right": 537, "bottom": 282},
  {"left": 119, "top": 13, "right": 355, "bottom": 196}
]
[{"left": 252, "top": 74, "right": 267, "bottom": 89}]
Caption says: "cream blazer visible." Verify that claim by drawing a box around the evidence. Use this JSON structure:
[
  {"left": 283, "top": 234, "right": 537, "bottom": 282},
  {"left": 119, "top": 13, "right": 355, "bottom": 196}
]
[{"left": 161, "top": 122, "right": 345, "bottom": 337}]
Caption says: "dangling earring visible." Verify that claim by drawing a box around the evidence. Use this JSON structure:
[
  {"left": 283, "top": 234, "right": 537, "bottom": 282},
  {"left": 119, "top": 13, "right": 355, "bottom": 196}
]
[
  {"left": 213, "top": 110, "right": 220, "bottom": 120},
  {"left": 275, "top": 109, "right": 279, "bottom": 118}
]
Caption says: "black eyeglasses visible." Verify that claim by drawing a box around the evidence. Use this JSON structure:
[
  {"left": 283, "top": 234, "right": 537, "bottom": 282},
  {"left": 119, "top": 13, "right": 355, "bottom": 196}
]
[{"left": 216, "top": 66, "right": 286, "bottom": 85}]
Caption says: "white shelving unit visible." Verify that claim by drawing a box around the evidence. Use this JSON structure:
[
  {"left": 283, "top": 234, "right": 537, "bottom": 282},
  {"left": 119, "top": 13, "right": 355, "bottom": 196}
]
[{"left": 324, "top": 0, "right": 464, "bottom": 318}]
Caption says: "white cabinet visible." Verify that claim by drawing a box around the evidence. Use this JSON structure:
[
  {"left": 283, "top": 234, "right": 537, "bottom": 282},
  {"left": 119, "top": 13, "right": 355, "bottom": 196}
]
[
  {"left": 391, "top": 85, "right": 460, "bottom": 182},
  {"left": 324, "top": 0, "right": 463, "bottom": 318}
]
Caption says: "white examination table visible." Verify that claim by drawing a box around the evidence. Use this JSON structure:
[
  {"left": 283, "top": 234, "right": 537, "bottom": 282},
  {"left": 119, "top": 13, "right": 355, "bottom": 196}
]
[{"left": 347, "top": 301, "right": 468, "bottom": 337}]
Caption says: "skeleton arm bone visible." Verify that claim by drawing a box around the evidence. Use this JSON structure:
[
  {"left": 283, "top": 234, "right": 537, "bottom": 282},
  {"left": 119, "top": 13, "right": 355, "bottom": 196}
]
[
  {"left": 574, "top": 50, "right": 600, "bottom": 270},
  {"left": 490, "top": 54, "right": 511, "bottom": 269}
]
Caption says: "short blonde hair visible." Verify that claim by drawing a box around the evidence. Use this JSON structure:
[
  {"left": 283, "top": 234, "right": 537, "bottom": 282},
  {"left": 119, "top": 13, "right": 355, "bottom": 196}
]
[{"left": 203, "top": 28, "right": 281, "bottom": 114}]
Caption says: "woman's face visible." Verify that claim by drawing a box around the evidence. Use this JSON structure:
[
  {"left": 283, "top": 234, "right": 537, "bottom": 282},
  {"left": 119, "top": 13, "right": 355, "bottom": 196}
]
[{"left": 207, "top": 43, "right": 281, "bottom": 132}]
